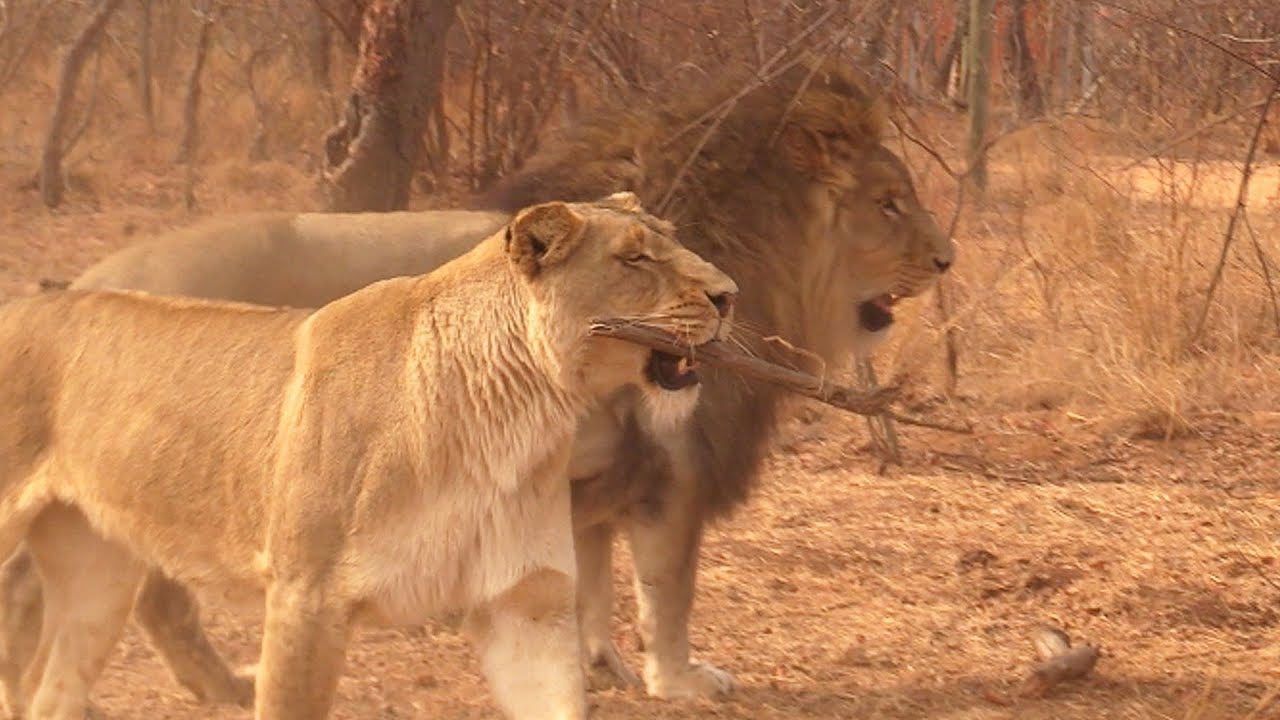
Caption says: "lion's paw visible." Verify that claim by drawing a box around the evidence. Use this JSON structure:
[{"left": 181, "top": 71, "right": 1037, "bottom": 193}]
[{"left": 645, "top": 661, "right": 735, "bottom": 699}]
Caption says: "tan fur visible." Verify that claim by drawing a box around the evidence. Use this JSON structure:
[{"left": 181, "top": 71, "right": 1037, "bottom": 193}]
[
  {"left": 0, "top": 197, "right": 736, "bottom": 720},
  {"left": 72, "top": 209, "right": 510, "bottom": 307},
  {"left": 2, "top": 60, "right": 956, "bottom": 707}
]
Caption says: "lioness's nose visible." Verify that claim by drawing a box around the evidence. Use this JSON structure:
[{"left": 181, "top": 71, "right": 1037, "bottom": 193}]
[
  {"left": 934, "top": 257, "right": 952, "bottom": 272},
  {"left": 708, "top": 291, "right": 736, "bottom": 318}
]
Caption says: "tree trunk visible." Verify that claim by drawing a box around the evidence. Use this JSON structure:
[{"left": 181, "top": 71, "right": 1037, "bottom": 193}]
[
  {"left": 175, "top": 10, "right": 215, "bottom": 165},
  {"left": 139, "top": 0, "right": 154, "bottom": 131},
  {"left": 1005, "top": 0, "right": 1043, "bottom": 119},
  {"left": 302, "top": 2, "right": 333, "bottom": 90},
  {"left": 322, "top": 0, "right": 460, "bottom": 212},
  {"left": 934, "top": 0, "right": 969, "bottom": 100},
  {"left": 39, "top": 0, "right": 123, "bottom": 208},
  {"left": 965, "top": 0, "right": 995, "bottom": 193}
]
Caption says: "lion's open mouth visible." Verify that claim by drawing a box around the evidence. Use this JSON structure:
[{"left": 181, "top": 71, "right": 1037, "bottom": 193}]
[
  {"left": 646, "top": 351, "right": 700, "bottom": 391},
  {"left": 858, "top": 294, "right": 898, "bottom": 332}
]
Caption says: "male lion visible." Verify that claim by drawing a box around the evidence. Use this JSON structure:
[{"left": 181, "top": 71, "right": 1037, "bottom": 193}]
[
  {"left": 1, "top": 60, "right": 955, "bottom": 705},
  {"left": 0, "top": 197, "right": 737, "bottom": 720}
]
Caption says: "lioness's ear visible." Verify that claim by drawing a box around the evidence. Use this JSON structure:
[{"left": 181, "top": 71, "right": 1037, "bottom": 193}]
[
  {"left": 505, "top": 202, "right": 586, "bottom": 278},
  {"left": 780, "top": 125, "right": 830, "bottom": 176},
  {"left": 598, "top": 191, "right": 644, "bottom": 213}
]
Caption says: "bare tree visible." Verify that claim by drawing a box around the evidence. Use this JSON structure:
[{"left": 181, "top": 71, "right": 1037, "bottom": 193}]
[
  {"left": 1006, "top": 0, "right": 1044, "bottom": 118},
  {"left": 139, "top": 0, "right": 155, "bottom": 131},
  {"left": 39, "top": 0, "right": 123, "bottom": 208},
  {"left": 174, "top": 5, "right": 215, "bottom": 165},
  {"left": 322, "top": 0, "right": 460, "bottom": 212},
  {"left": 965, "top": 0, "right": 994, "bottom": 192},
  {"left": 934, "top": 1, "right": 969, "bottom": 100}
]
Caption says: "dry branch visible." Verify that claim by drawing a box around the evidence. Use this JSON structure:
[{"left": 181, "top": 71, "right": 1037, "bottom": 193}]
[
  {"left": 590, "top": 319, "right": 897, "bottom": 416},
  {"left": 1191, "top": 79, "right": 1280, "bottom": 344},
  {"left": 39, "top": 0, "right": 123, "bottom": 208},
  {"left": 589, "top": 319, "right": 894, "bottom": 418}
]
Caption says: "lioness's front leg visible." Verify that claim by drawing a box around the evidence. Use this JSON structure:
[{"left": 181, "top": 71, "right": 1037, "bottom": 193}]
[
  {"left": 625, "top": 485, "right": 734, "bottom": 699},
  {"left": 256, "top": 578, "right": 352, "bottom": 720},
  {"left": 464, "top": 569, "right": 586, "bottom": 720}
]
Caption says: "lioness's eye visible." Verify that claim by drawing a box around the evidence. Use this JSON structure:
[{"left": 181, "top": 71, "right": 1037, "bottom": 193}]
[
  {"left": 622, "top": 252, "right": 652, "bottom": 265},
  {"left": 878, "top": 197, "right": 901, "bottom": 217}
]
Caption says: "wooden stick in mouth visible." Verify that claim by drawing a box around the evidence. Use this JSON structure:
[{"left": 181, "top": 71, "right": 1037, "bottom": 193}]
[
  {"left": 588, "top": 319, "right": 974, "bottom": 435},
  {"left": 588, "top": 319, "right": 899, "bottom": 417}
]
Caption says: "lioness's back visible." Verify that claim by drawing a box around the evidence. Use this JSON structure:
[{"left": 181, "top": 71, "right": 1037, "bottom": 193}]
[{"left": 0, "top": 291, "right": 302, "bottom": 528}]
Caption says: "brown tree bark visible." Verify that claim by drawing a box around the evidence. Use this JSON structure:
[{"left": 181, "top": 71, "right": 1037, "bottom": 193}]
[
  {"left": 965, "top": 0, "right": 995, "bottom": 192},
  {"left": 934, "top": 0, "right": 969, "bottom": 100},
  {"left": 175, "top": 9, "right": 215, "bottom": 165},
  {"left": 39, "top": 0, "right": 123, "bottom": 208},
  {"left": 139, "top": 0, "right": 155, "bottom": 132},
  {"left": 322, "top": 0, "right": 460, "bottom": 212},
  {"left": 1005, "top": 0, "right": 1044, "bottom": 118}
]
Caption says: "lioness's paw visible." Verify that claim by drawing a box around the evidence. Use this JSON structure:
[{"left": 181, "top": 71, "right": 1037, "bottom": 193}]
[{"left": 645, "top": 662, "right": 735, "bottom": 699}]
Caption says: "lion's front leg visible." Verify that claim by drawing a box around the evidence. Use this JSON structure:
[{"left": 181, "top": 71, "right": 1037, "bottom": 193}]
[
  {"left": 574, "top": 522, "right": 640, "bottom": 689},
  {"left": 465, "top": 569, "right": 586, "bottom": 720},
  {"left": 255, "top": 578, "right": 352, "bottom": 720},
  {"left": 625, "top": 491, "right": 735, "bottom": 700}
]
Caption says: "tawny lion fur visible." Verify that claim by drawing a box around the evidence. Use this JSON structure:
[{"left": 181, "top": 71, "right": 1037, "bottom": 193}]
[
  {"left": 0, "top": 59, "right": 956, "bottom": 705},
  {"left": 0, "top": 196, "right": 737, "bottom": 720}
]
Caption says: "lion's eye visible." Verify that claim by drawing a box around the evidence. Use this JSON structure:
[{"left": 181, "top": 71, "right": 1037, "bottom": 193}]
[
  {"left": 878, "top": 197, "right": 902, "bottom": 217},
  {"left": 622, "top": 252, "right": 652, "bottom": 265}
]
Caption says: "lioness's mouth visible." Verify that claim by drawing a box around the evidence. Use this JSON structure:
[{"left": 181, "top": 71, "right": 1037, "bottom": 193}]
[
  {"left": 858, "top": 294, "right": 898, "bottom": 332},
  {"left": 646, "top": 351, "right": 700, "bottom": 391}
]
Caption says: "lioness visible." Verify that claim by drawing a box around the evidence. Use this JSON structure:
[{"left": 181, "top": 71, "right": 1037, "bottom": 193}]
[
  {"left": 2, "top": 60, "right": 955, "bottom": 704},
  {"left": 0, "top": 197, "right": 736, "bottom": 720}
]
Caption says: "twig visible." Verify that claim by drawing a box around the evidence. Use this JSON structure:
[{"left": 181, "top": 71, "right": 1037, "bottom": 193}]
[
  {"left": 1095, "top": 2, "right": 1279, "bottom": 84},
  {"left": 856, "top": 357, "right": 901, "bottom": 465},
  {"left": 1115, "top": 97, "right": 1274, "bottom": 173},
  {"left": 1191, "top": 79, "right": 1279, "bottom": 345},
  {"left": 588, "top": 319, "right": 898, "bottom": 417},
  {"left": 1243, "top": 214, "right": 1280, "bottom": 336},
  {"left": 654, "top": 5, "right": 843, "bottom": 214}
]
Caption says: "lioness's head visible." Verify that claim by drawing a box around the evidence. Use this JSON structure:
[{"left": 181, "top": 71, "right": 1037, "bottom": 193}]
[
  {"left": 771, "top": 64, "right": 955, "bottom": 356},
  {"left": 505, "top": 192, "right": 737, "bottom": 407}
]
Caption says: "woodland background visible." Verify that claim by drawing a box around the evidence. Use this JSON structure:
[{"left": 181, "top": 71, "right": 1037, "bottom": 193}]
[{"left": 2, "top": 1, "right": 1280, "bottom": 718}]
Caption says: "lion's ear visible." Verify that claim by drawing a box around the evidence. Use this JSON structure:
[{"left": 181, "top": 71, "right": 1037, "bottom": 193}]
[
  {"left": 505, "top": 202, "right": 587, "bottom": 278},
  {"left": 780, "top": 125, "right": 831, "bottom": 176},
  {"left": 598, "top": 191, "right": 644, "bottom": 213}
]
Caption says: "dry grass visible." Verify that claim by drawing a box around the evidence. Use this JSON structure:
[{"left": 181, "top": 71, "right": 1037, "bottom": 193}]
[
  {"left": 884, "top": 116, "right": 1280, "bottom": 440},
  {"left": 2, "top": 44, "right": 1280, "bottom": 720}
]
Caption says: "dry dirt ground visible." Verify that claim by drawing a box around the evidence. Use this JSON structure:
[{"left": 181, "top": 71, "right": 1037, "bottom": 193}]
[{"left": 2, "top": 169, "right": 1279, "bottom": 720}]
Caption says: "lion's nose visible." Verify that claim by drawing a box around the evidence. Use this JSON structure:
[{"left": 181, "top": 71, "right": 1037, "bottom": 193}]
[
  {"left": 708, "top": 291, "right": 736, "bottom": 318},
  {"left": 933, "top": 257, "right": 952, "bottom": 272}
]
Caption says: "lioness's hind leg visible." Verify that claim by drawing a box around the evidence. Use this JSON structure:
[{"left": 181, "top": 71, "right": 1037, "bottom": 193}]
[
  {"left": 465, "top": 569, "right": 586, "bottom": 720},
  {"left": 0, "top": 550, "right": 41, "bottom": 719},
  {"left": 134, "top": 569, "right": 254, "bottom": 707},
  {"left": 24, "top": 505, "right": 144, "bottom": 720}
]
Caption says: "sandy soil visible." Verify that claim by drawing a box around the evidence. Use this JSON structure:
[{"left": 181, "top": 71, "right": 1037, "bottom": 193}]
[{"left": 2, "top": 170, "right": 1278, "bottom": 720}]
